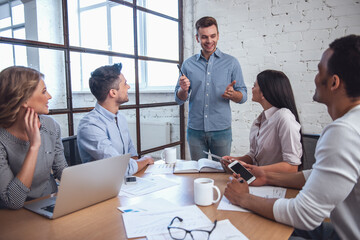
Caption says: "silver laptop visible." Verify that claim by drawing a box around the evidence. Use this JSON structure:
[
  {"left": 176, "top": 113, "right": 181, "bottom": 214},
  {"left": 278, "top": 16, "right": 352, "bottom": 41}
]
[{"left": 24, "top": 154, "right": 130, "bottom": 219}]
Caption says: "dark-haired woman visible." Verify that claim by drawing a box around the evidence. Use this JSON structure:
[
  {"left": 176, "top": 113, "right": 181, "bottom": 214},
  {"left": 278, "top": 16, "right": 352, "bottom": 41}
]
[
  {"left": 0, "top": 66, "right": 67, "bottom": 209},
  {"left": 223, "top": 70, "right": 302, "bottom": 173}
]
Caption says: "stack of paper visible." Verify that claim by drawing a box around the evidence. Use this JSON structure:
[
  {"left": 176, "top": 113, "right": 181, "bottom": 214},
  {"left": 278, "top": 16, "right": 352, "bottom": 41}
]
[
  {"left": 122, "top": 205, "right": 212, "bottom": 238},
  {"left": 119, "top": 176, "right": 179, "bottom": 197},
  {"left": 120, "top": 200, "right": 249, "bottom": 240},
  {"left": 145, "top": 162, "right": 175, "bottom": 174},
  {"left": 147, "top": 219, "right": 249, "bottom": 240}
]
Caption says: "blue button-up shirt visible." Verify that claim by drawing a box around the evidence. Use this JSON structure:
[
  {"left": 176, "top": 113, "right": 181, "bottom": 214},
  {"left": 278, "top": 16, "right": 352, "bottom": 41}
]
[
  {"left": 77, "top": 103, "right": 138, "bottom": 175},
  {"left": 175, "top": 49, "right": 247, "bottom": 131}
]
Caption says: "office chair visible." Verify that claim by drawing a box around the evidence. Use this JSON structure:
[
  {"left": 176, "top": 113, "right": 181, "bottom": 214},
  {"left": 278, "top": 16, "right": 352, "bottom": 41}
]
[
  {"left": 62, "top": 135, "right": 82, "bottom": 166},
  {"left": 301, "top": 133, "right": 320, "bottom": 170}
]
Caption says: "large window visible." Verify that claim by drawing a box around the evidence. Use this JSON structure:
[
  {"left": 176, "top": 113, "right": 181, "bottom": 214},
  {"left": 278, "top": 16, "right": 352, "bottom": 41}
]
[{"left": 0, "top": 0, "right": 185, "bottom": 159}]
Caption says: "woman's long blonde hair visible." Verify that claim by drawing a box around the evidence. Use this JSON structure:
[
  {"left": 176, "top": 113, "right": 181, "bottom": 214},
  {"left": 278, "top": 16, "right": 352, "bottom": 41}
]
[{"left": 0, "top": 66, "right": 44, "bottom": 128}]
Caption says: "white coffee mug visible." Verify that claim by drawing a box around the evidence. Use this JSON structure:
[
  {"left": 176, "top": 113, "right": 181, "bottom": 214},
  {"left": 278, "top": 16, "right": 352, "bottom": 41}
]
[
  {"left": 194, "top": 178, "right": 221, "bottom": 206},
  {"left": 161, "top": 147, "right": 177, "bottom": 164}
]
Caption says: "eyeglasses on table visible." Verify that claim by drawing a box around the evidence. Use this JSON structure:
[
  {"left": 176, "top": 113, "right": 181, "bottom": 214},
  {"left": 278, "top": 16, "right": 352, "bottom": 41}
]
[{"left": 167, "top": 216, "right": 217, "bottom": 240}]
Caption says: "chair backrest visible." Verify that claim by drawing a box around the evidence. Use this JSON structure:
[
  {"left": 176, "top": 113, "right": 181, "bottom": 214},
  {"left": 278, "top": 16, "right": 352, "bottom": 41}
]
[
  {"left": 62, "top": 135, "right": 82, "bottom": 166},
  {"left": 302, "top": 134, "right": 320, "bottom": 170}
]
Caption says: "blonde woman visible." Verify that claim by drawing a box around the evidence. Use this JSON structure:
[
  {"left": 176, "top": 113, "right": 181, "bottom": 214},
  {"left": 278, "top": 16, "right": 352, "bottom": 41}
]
[{"left": 0, "top": 66, "right": 67, "bottom": 209}]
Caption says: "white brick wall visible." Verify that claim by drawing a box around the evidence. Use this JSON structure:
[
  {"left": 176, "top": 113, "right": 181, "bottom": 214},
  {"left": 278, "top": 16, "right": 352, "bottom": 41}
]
[{"left": 182, "top": 0, "right": 360, "bottom": 158}]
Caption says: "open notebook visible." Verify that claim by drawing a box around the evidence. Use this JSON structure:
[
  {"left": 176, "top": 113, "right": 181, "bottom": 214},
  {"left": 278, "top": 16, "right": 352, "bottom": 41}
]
[
  {"left": 24, "top": 154, "right": 130, "bottom": 219},
  {"left": 173, "top": 158, "right": 224, "bottom": 173}
]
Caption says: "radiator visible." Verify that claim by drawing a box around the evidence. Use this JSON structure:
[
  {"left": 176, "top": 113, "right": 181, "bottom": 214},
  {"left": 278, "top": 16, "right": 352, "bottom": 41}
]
[{"left": 127, "top": 121, "right": 171, "bottom": 159}]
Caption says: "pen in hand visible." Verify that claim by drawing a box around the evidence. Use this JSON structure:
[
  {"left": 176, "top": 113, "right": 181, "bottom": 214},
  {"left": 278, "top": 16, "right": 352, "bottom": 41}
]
[
  {"left": 203, "top": 150, "right": 231, "bottom": 163},
  {"left": 177, "top": 64, "right": 184, "bottom": 76}
]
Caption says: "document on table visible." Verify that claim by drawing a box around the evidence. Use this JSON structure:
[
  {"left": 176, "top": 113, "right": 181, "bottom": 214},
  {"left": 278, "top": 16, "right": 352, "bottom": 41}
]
[
  {"left": 218, "top": 186, "right": 287, "bottom": 212},
  {"left": 147, "top": 219, "right": 249, "bottom": 240},
  {"left": 119, "top": 175, "right": 179, "bottom": 197},
  {"left": 122, "top": 205, "right": 212, "bottom": 239},
  {"left": 145, "top": 162, "right": 175, "bottom": 174},
  {"left": 118, "top": 197, "right": 179, "bottom": 213}
]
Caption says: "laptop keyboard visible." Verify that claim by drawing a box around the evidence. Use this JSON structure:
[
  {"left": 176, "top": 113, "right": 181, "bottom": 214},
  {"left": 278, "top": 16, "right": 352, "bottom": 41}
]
[{"left": 41, "top": 204, "right": 55, "bottom": 213}]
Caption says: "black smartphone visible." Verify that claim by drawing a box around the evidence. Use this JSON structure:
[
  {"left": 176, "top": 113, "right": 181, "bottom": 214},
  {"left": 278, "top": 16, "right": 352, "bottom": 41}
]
[
  {"left": 124, "top": 176, "right": 137, "bottom": 185},
  {"left": 228, "top": 161, "right": 256, "bottom": 184}
]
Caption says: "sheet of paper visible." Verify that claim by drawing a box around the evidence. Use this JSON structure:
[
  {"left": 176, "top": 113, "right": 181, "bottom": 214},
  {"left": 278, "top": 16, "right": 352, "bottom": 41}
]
[
  {"left": 250, "top": 186, "right": 286, "bottom": 199},
  {"left": 122, "top": 205, "right": 212, "bottom": 238},
  {"left": 218, "top": 195, "right": 250, "bottom": 212},
  {"left": 119, "top": 175, "right": 179, "bottom": 197},
  {"left": 218, "top": 186, "right": 287, "bottom": 212},
  {"left": 144, "top": 163, "right": 175, "bottom": 174},
  {"left": 146, "top": 219, "right": 249, "bottom": 240},
  {"left": 118, "top": 197, "right": 179, "bottom": 213}
]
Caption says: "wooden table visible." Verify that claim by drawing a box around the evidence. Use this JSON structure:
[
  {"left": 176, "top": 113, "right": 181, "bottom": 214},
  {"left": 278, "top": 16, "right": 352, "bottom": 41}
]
[{"left": 0, "top": 171, "right": 297, "bottom": 240}]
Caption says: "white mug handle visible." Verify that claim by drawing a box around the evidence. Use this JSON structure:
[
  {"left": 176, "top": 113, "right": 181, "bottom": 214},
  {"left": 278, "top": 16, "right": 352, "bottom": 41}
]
[
  {"left": 161, "top": 150, "right": 165, "bottom": 160},
  {"left": 212, "top": 185, "right": 221, "bottom": 203}
]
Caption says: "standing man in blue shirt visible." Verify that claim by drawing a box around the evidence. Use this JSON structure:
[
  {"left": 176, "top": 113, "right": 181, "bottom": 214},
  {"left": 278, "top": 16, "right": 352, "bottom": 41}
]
[
  {"left": 77, "top": 63, "right": 154, "bottom": 175},
  {"left": 175, "top": 16, "right": 247, "bottom": 160}
]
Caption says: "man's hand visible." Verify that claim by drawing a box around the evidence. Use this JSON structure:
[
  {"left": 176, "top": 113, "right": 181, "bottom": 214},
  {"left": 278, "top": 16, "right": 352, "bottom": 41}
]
[
  {"left": 241, "top": 163, "right": 267, "bottom": 186},
  {"left": 142, "top": 155, "right": 154, "bottom": 165},
  {"left": 179, "top": 75, "right": 190, "bottom": 92},
  {"left": 222, "top": 81, "right": 236, "bottom": 99},
  {"left": 136, "top": 155, "right": 155, "bottom": 173},
  {"left": 224, "top": 177, "right": 249, "bottom": 206},
  {"left": 177, "top": 75, "right": 190, "bottom": 101}
]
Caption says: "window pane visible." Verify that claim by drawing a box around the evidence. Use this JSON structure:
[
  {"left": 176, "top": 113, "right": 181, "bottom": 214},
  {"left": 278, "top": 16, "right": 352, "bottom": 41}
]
[
  {"left": 81, "top": 7, "right": 108, "bottom": 50},
  {"left": 0, "top": 17, "right": 11, "bottom": 29},
  {"left": 146, "top": 61, "right": 178, "bottom": 87},
  {"left": 13, "top": 28, "right": 25, "bottom": 38},
  {"left": 79, "top": 0, "right": 106, "bottom": 8},
  {"left": 1, "top": 46, "right": 67, "bottom": 109},
  {"left": 14, "top": 45, "right": 27, "bottom": 66},
  {"left": 69, "top": 1, "right": 109, "bottom": 49},
  {"left": 0, "top": 43, "right": 14, "bottom": 70},
  {"left": 0, "top": 29, "right": 11, "bottom": 38},
  {"left": 50, "top": 114, "right": 69, "bottom": 138},
  {"left": 139, "top": 60, "right": 178, "bottom": 104},
  {"left": 73, "top": 112, "right": 88, "bottom": 135},
  {"left": 11, "top": 3, "right": 24, "bottom": 25},
  {"left": 120, "top": 109, "right": 138, "bottom": 152},
  {"left": 0, "top": 2, "right": 10, "bottom": 28},
  {"left": 70, "top": 52, "right": 135, "bottom": 108},
  {"left": 35, "top": 48, "right": 66, "bottom": 110},
  {"left": 138, "top": 0, "right": 178, "bottom": 19},
  {"left": 110, "top": 4, "right": 134, "bottom": 54},
  {"left": 139, "top": 105, "right": 180, "bottom": 151},
  {"left": 4, "top": 0, "right": 64, "bottom": 44},
  {"left": 137, "top": 11, "right": 179, "bottom": 60},
  {"left": 79, "top": 0, "right": 133, "bottom": 8}
]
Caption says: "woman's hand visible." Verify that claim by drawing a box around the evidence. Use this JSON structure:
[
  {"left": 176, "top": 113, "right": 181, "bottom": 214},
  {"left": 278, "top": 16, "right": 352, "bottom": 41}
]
[{"left": 24, "top": 108, "right": 41, "bottom": 148}]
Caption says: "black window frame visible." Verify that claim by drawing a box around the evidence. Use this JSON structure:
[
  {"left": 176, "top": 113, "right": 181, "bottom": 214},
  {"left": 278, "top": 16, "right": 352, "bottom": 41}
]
[{"left": 0, "top": 0, "right": 185, "bottom": 159}]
